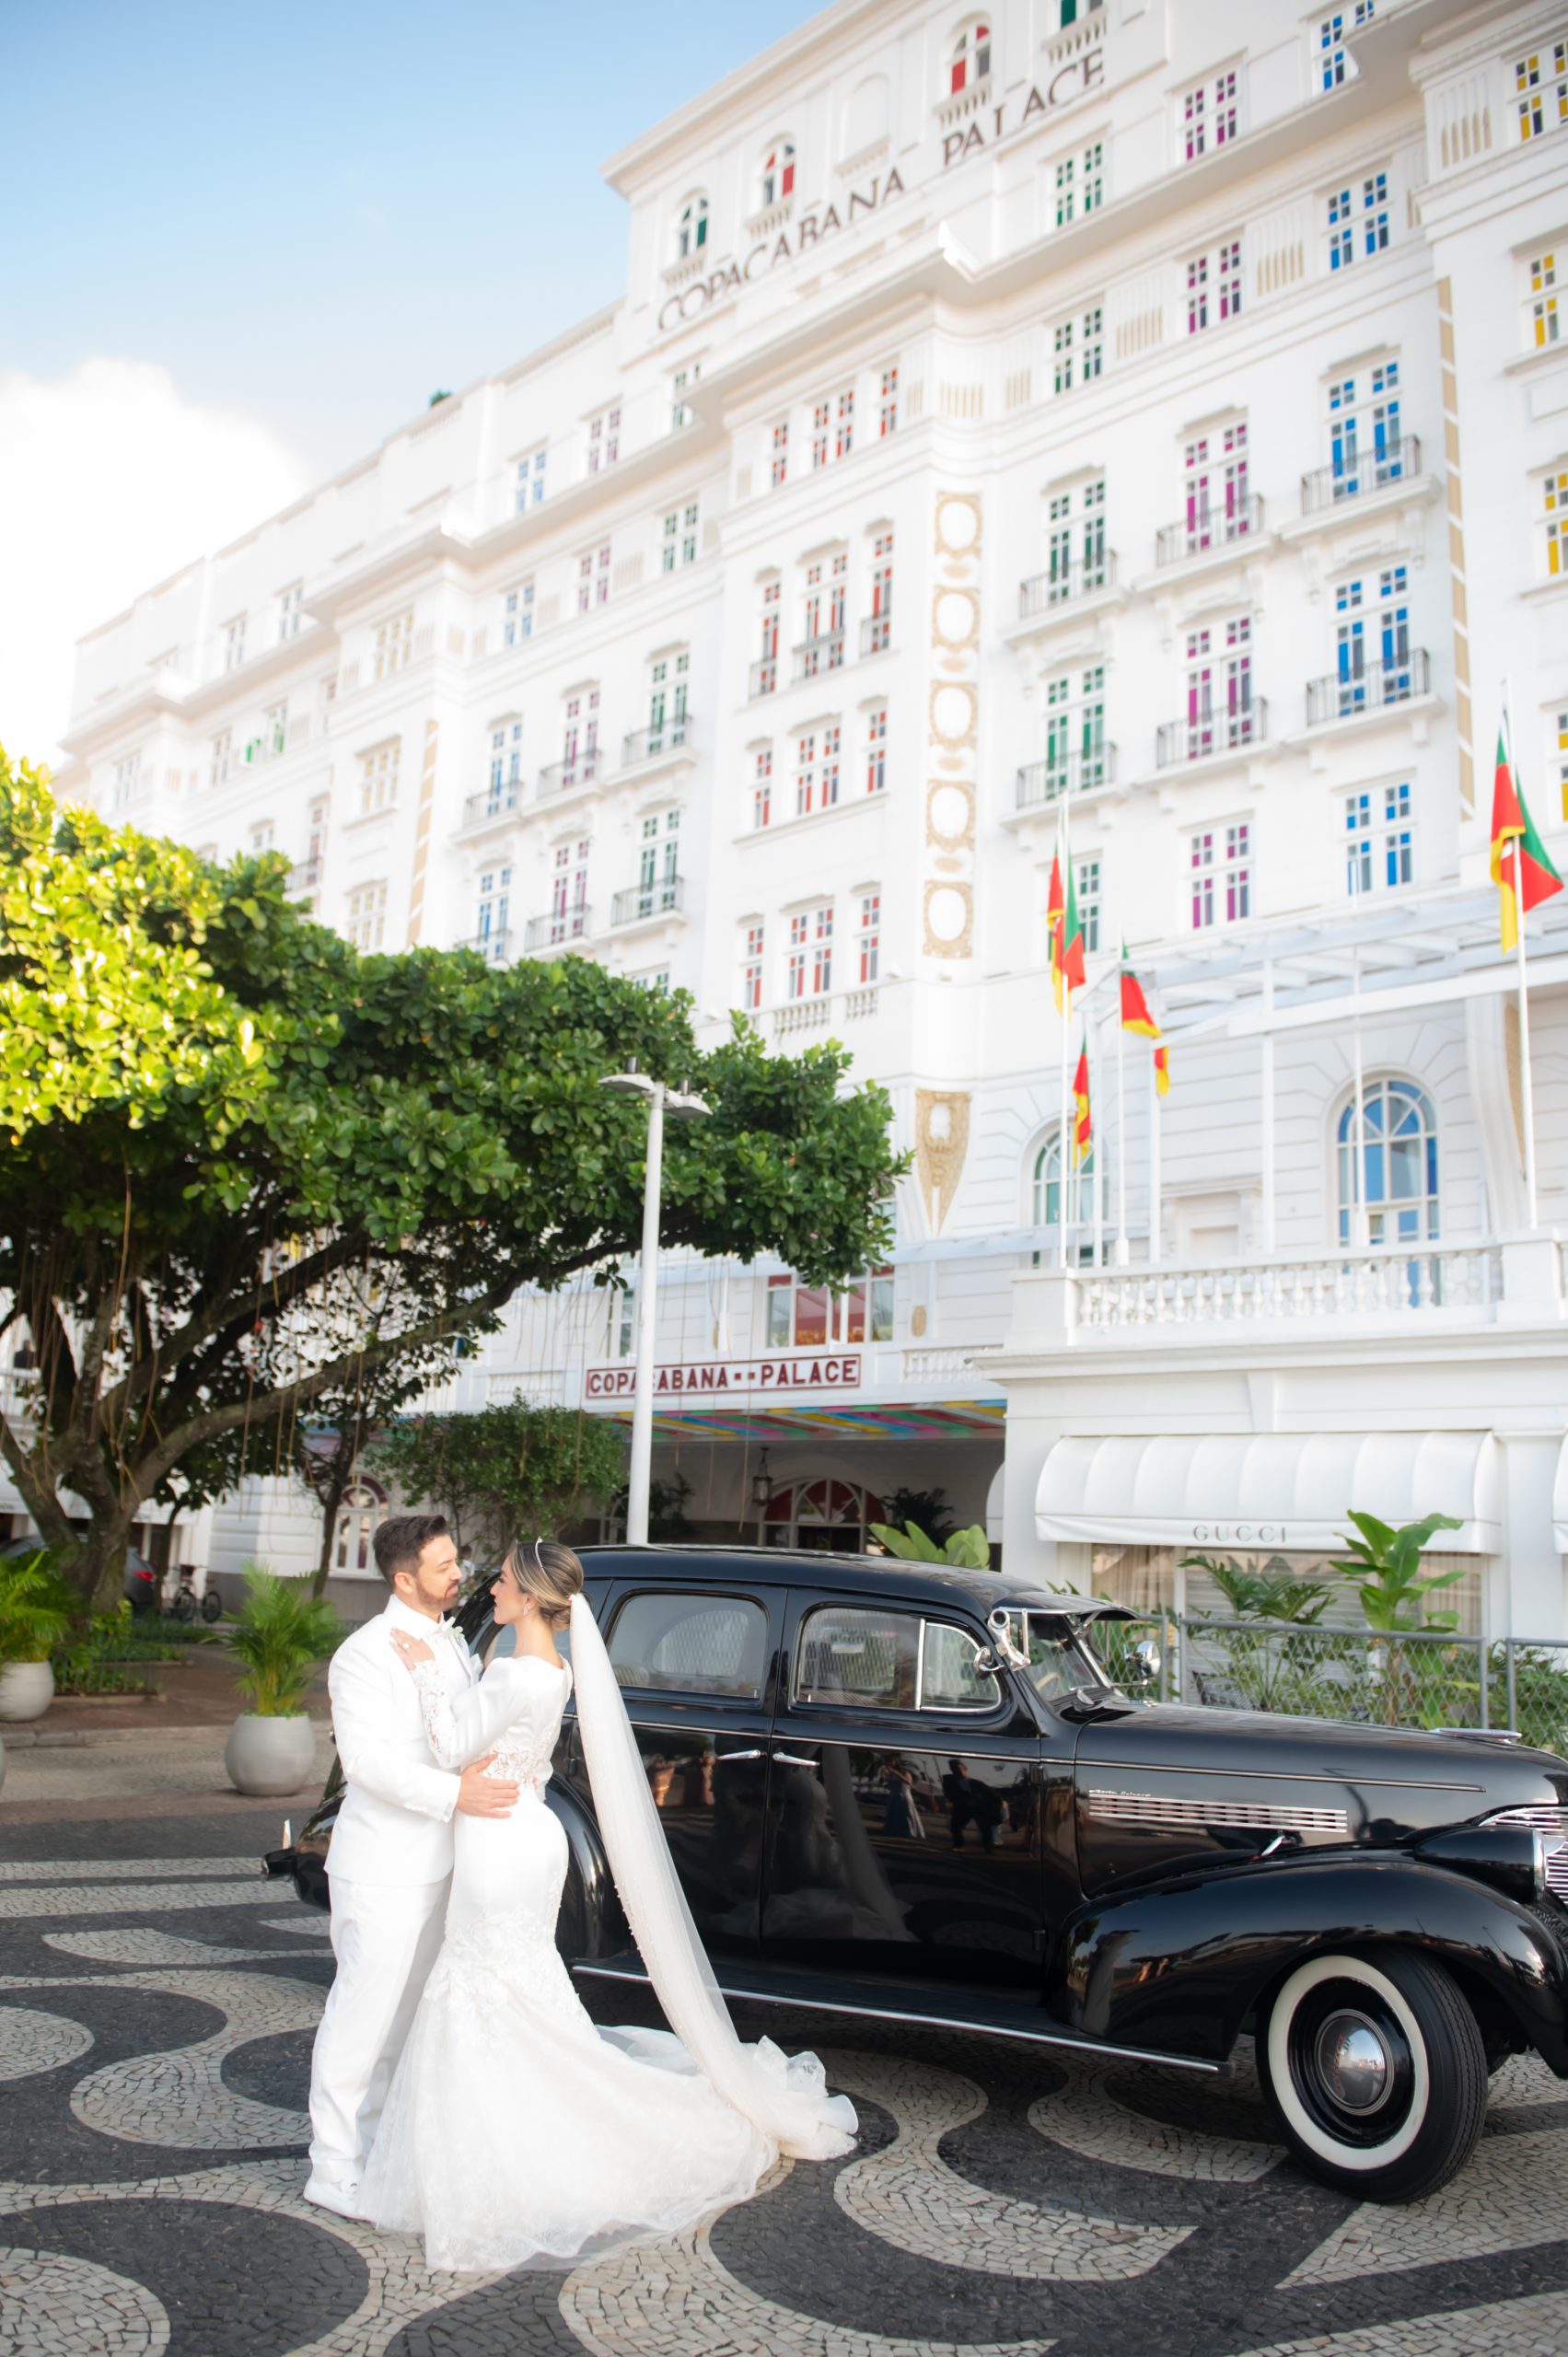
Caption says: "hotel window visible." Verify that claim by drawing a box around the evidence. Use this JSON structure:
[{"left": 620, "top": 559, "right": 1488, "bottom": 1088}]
[
  {"left": 766, "top": 1267, "right": 893, "bottom": 1348},
  {"left": 771, "top": 420, "right": 789, "bottom": 487},
  {"left": 1074, "top": 855, "right": 1101, "bottom": 955},
  {"left": 1544, "top": 467, "right": 1568, "bottom": 578},
  {"left": 515, "top": 447, "right": 547, "bottom": 510},
  {"left": 1045, "top": 477, "right": 1107, "bottom": 597},
  {"left": 357, "top": 738, "right": 400, "bottom": 816},
  {"left": 1333, "top": 566, "right": 1411, "bottom": 704},
  {"left": 742, "top": 923, "right": 765, "bottom": 1011},
  {"left": 487, "top": 721, "right": 523, "bottom": 799},
  {"left": 210, "top": 730, "right": 231, "bottom": 786},
  {"left": 577, "top": 543, "right": 610, "bottom": 611},
  {"left": 794, "top": 726, "right": 842, "bottom": 818},
  {"left": 835, "top": 388, "right": 855, "bottom": 461},
  {"left": 503, "top": 583, "right": 534, "bottom": 645},
  {"left": 752, "top": 746, "right": 773, "bottom": 830},
  {"left": 787, "top": 902, "right": 833, "bottom": 997},
  {"left": 865, "top": 528, "right": 893, "bottom": 653},
  {"left": 677, "top": 196, "right": 708, "bottom": 258},
  {"left": 373, "top": 610, "right": 412, "bottom": 679},
  {"left": 1057, "top": 0, "right": 1103, "bottom": 24},
  {"left": 1055, "top": 143, "right": 1104, "bottom": 225},
  {"left": 250, "top": 820, "right": 275, "bottom": 854},
  {"left": 307, "top": 794, "right": 329, "bottom": 873},
  {"left": 606, "top": 1282, "right": 635, "bottom": 1360},
  {"left": 475, "top": 865, "right": 511, "bottom": 959},
  {"left": 587, "top": 408, "right": 621, "bottom": 473},
  {"left": 550, "top": 841, "right": 590, "bottom": 942},
  {"left": 1190, "top": 823, "right": 1250, "bottom": 929},
  {"left": 1183, "top": 420, "right": 1249, "bottom": 549},
  {"left": 800, "top": 553, "right": 846, "bottom": 669},
  {"left": 1516, "top": 41, "right": 1568, "bottom": 143},
  {"left": 111, "top": 750, "right": 142, "bottom": 807},
  {"left": 1052, "top": 304, "right": 1103, "bottom": 393},
  {"left": 761, "top": 139, "right": 796, "bottom": 204},
  {"left": 755, "top": 576, "right": 781, "bottom": 694},
  {"left": 1337, "top": 1078, "right": 1438, "bottom": 1249},
  {"left": 1344, "top": 783, "right": 1412, "bottom": 895},
  {"left": 562, "top": 691, "right": 599, "bottom": 785},
  {"left": 1042, "top": 664, "right": 1107, "bottom": 792},
  {"left": 1187, "top": 238, "right": 1242, "bottom": 333},
  {"left": 647, "top": 651, "right": 689, "bottom": 748},
  {"left": 1179, "top": 618, "right": 1253, "bottom": 760},
  {"left": 1327, "top": 171, "right": 1388, "bottom": 270},
  {"left": 1318, "top": 6, "right": 1374, "bottom": 94},
  {"left": 276, "top": 582, "right": 303, "bottom": 643},
  {"left": 1327, "top": 362, "right": 1401, "bottom": 493},
  {"left": 637, "top": 809, "right": 680, "bottom": 913},
  {"left": 878, "top": 366, "right": 899, "bottom": 436},
  {"left": 223, "top": 615, "right": 247, "bottom": 672},
  {"left": 262, "top": 700, "right": 287, "bottom": 759},
  {"left": 347, "top": 880, "right": 388, "bottom": 950},
  {"left": 1182, "top": 69, "right": 1237, "bottom": 162},
  {"left": 865, "top": 703, "right": 888, "bottom": 795},
  {"left": 662, "top": 501, "right": 699, "bottom": 572},
  {"left": 855, "top": 892, "right": 881, "bottom": 983},
  {"left": 1527, "top": 250, "right": 1560, "bottom": 348},
  {"left": 671, "top": 362, "right": 701, "bottom": 430},
  {"left": 811, "top": 401, "right": 830, "bottom": 470},
  {"left": 1554, "top": 706, "right": 1568, "bottom": 819},
  {"left": 948, "top": 20, "right": 991, "bottom": 95}
]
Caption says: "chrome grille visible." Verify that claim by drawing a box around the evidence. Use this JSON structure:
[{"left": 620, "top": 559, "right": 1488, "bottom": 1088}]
[
  {"left": 1483, "top": 1805, "right": 1568, "bottom": 1835},
  {"left": 1087, "top": 1790, "right": 1349, "bottom": 1838},
  {"left": 1549, "top": 1843, "right": 1568, "bottom": 1899}
]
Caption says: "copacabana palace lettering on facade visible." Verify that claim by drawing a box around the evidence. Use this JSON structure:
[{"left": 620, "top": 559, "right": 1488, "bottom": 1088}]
[
  {"left": 587, "top": 1354, "right": 862, "bottom": 1400},
  {"left": 656, "top": 44, "right": 1104, "bottom": 333}
]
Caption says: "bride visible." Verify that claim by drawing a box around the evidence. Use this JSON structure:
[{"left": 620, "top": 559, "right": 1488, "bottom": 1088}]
[{"left": 359, "top": 1538, "right": 857, "bottom": 2272}]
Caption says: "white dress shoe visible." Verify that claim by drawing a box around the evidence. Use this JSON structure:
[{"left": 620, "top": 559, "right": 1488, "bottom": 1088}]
[{"left": 303, "top": 2173, "right": 366, "bottom": 2221}]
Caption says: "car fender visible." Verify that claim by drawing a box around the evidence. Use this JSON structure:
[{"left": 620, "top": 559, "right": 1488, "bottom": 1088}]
[{"left": 1054, "top": 1854, "right": 1568, "bottom": 2072}]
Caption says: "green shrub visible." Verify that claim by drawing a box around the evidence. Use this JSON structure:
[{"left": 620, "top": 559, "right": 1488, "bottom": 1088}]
[
  {"left": 228, "top": 1563, "right": 343, "bottom": 1716},
  {"left": 0, "top": 1551, "right": 76, "bottom": 1665}
]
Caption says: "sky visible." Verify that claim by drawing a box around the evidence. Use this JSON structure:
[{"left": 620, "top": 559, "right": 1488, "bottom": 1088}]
[{"left": 0, "top": 0, "right": 826, "bottom": 768}]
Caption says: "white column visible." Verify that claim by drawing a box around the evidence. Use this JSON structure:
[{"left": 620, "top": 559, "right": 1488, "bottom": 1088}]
[
  {"left": 1351, "top": 947, "right": 1368, "bottom": 1248},
  {"left": 1148, "top": 1041, "right": 1162, "bottom": 1262},
  {"left": 1260, "top": 959, "right": 1276, "bottom": 1253},
  {"left": 626, "top": 1084, "right": 666, "bottom": 1546},
  {"left": 1115, "top": 995, "right": 1129, "bottom": 1265}
]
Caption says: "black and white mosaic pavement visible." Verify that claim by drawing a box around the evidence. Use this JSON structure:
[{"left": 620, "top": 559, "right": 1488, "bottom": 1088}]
[{"left": 1, "top": 1814, "right": 1566, "bottom": 2357}]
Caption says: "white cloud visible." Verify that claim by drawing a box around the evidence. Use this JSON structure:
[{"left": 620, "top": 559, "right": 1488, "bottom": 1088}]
[{"left": 0, "top": 358, "right": 310, "bottom": 770}]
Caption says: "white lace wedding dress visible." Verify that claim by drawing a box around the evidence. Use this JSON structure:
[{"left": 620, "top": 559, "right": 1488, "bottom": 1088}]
[{"left": 360, "top": 1606, "right": 855, "bottom": 2273}]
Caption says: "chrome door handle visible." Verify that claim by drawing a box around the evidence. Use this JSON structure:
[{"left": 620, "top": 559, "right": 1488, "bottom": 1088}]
[
  {"left": 716, "top": 1749, "right": 764, "bottom": 1762},
  {"left": 772, "top": 1752, "right": 819, "bottom": 1769}
]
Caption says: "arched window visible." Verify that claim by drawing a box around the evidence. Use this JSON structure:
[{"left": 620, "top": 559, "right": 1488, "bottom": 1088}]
[
  {"left": 949, "top": 20, "right": 991, "bottom": 95},
  {"left": 761, "top": 1478, "right": 887, "bottom": 1551},
  {"left": 761, "top": 139, "right": 796, "bottom": 205},
  {"left": 331, "top": 1476, "right": 388, "bottom": 1576},
  {"left": 677, "top": 195, "right": 709, "bottom": 260},
  {"left": 1337, "top": 1077, "right": 1439, "bottom": 1246},
  {"left": 1031, "top": 1132, "right": 1095, "bottom": 1226}
]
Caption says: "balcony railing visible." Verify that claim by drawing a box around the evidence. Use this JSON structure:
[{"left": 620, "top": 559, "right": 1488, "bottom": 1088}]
[
  {"left": 1156, "top": 698, "right": 1267, "bottom": 767},
  {"left": 466, "top": 927, "right": 511, "bottom": 964},
  {"left": 285, "top": 856, "right": 322, "bottom": 896},
  {"left": 792, "top": 630, "right": 844, "bottom": 682},
  {"left": 1155, "top": 495, "right": 1264, "bottom": 568},
  {"left": 610, "top": 877, "right": 686, "bottom": 928},
  {"left": 1018, "top": 553, "right": 1116, "bottom": 618},
  {"left": 1306, "top": 650, "right": 1431, "bottom": 727},
  {"left": 537, "top": 753, "right": 599, "bottom": 797},
  {"left": 1300, "top": 436, "right": 1420, "bottom": 516},
  {"left": 1016, "top": 746, "right": 1117, "bottom": 807},
  {"left": 523, "top": 907, "right": 593, "bottom": 952},
  {"left": 749, "top": 655, "right": 778, "bottom": 700},
  {"left": 860, "top": 611, "right": 892, "bottom": 657},
  {"left": 460, "top": 780, "right": 524, "bottom": 829},
  {"left": 1072, "top": 1240, "right": 1504, "bottom": 1334},
  {"left": 620, "top": 719, "right": 691, "bottom": 770},
  {"left": 772, "top": 994, "right": 833, "bottom": 1037}
]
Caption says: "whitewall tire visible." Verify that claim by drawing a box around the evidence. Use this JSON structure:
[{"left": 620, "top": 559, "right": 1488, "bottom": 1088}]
[{"left": 1259, "top": 1948, "right": 1488, "bottom": 2202}]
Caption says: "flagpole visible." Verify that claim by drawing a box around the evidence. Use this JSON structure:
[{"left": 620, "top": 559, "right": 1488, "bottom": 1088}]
[
  {"left": 1504, "top": 686, "right": 1539, "bottom": 1228},
  {"left": 1149, "top": 1035, "right": 1162, "bottom": 1263},
  {"left": 1115, "top": 987, "right": 1128, "bottom": 1265},
  {"left": 1091, "top": 1022, "right": 1104, "bottom": 1268},
  {"left": 1058, "top": 812, "right": 1072, "bottom": 1268}
]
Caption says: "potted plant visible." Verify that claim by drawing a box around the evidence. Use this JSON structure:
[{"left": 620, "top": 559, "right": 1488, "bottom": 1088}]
[
  {"left": 0, "top": 1551, "right": 75, "bottom": 1723},
  {"left": 225, "top": 1563, "right": 343, "bottom": 1796}
]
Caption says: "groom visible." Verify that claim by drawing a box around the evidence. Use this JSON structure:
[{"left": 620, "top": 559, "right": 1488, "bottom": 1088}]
[{"left": 304, "top": 1512, "right": 519, "bottom": 2220}]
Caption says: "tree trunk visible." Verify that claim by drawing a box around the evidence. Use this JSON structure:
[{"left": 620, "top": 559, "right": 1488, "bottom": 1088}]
[
  {"left": 61, "top": 1515, "right": 137, "bottom": 1622},
  {"left": 311, "top": 1458, "right": 351, "bottom": 1598}
]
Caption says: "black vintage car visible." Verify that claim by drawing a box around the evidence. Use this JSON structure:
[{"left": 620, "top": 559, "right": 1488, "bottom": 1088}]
[{"left": 266, "top": 1544, "right": 1568, "bottom": 2203}]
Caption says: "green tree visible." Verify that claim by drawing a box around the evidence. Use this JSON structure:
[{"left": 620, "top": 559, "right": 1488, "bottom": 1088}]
[
  {"left": 0, "top": 757, "right": 902, "bottom": 1613},
  {"left": 370, "top": 1397, "right": 626, "bottom": 1563},
  {"left": 1330, "top": 1512, "right": 1467, "bottom": 1632}
]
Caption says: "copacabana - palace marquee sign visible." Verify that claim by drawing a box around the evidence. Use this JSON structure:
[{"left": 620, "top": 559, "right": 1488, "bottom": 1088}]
[
  {"left": 656, "top": 46, "right": 1106, "bottom": 334},
  {"left": 587, "top": 1353, "right": 862, "bottom": 1400}
]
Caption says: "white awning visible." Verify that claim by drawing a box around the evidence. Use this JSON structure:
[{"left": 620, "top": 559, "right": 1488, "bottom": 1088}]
[{"left": 1036, "top": 1432, "right": 1498, "bottom": 1553}]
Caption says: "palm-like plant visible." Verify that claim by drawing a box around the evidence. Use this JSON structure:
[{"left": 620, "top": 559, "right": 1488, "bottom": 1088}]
[
  {"left": 0, "top": 1552, "right": 76, "bottom": 1666},
  {"left": 228, "top": 1563, "right": 343, "bottom": 1716},
  {"left": 869, "top": 1518, "right": 991, "bottom": 1569},
  {"left": 1330, "top": 1512, "right": 1467, "bottom": 1631}
]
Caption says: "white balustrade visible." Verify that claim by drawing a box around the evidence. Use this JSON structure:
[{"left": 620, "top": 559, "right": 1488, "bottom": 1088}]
[{"left": 1074, "top": 1242, "right": 1504, "bottom": 1335}]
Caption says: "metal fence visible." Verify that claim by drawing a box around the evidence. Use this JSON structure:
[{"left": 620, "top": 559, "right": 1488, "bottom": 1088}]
[{"left": 1091, "top": 1616, "right": 1568, "bottom": 1754}]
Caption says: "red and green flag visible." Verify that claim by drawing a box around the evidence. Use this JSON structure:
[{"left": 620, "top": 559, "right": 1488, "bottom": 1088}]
[
  {"left": 1047, "top": 853, "right": 1066, "bottom": 1013},
  {"left": 1072, "top": 1036, "right": 1092, "bottom": 1164},
  {"left": 1061, "top": 856, "right": 1087, "bottom": 998},
  {"left": 1491, "top": 727, "right": 1562, "bottom": 952}
]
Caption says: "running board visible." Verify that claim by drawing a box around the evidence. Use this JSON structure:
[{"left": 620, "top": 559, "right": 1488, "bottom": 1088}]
[{"left": 572, "top": 1956, "right": 1231, "bottom": 2078}]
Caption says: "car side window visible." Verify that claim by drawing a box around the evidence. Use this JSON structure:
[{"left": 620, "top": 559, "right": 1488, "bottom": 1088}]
[
  {"left": 608, "top": 1591, "right": 768, "bottom": 1700},
  {"left": 796, "top": 1606, "right": 919, "bottom": 1709},
  {"left": 919, "top": 1620, "right": 996, "bottom": 1712}
]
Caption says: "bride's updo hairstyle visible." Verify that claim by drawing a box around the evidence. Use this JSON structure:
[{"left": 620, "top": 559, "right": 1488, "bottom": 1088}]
[{"left": 502, "top": 1538, "right": 584, "bottom": 1629}]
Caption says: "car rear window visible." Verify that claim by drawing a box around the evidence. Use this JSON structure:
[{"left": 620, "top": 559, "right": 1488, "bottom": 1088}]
[
  {"left": 795, "top": 1606, "right": 998, "bottom": 1712},
  {"left": 608, "top": 1592, "right": 768, "bottom": 1699}
]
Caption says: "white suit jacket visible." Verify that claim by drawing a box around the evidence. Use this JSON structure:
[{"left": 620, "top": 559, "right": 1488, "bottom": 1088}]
[{"left": 328, "top": 1595, "right": 492, "bottom": 1886}]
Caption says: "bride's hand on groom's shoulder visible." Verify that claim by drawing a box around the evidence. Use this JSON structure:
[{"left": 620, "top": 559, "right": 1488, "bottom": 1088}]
[{"left": 391, "top": 1630, "right": 435, "bottom": 1667}]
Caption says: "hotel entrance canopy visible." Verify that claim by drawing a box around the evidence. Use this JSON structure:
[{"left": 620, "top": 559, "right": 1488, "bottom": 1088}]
[{"left": 1036, "top": 1431, "right": 1499, "bottom": 1553}]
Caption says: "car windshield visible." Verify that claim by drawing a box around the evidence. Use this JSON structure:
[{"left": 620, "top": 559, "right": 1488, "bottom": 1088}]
[{"left": 1012, "top": 1614, "right": 1111, "bottom": 1706}]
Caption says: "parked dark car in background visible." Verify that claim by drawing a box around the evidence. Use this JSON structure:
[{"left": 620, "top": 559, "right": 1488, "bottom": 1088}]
[
  {"left": 0, "top": 1532, "right": 158, "bottom": 1613},
  {"left": 266, "top": 1545, "right": 1568, "bottom": 2203}
]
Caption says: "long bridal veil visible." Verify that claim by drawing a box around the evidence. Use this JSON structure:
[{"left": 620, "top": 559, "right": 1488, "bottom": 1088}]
[{"left": 568, "top": 1592, "right": 856, "bottom": 2161}]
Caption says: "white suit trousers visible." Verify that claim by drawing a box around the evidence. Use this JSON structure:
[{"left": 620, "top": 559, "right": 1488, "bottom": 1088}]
[{"left": 308, "top": 1874, "right": 449, "bottom": 2185}]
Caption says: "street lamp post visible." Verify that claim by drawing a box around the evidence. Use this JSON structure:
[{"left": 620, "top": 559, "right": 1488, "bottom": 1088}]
[{"left": 598, "top": 1062, "right": 711, "bottom": 1544}]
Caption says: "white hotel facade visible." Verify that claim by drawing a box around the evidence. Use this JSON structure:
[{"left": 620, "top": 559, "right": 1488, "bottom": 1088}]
[{"left": 40, "top": 0, "right": 1568, "bottom": 1637}]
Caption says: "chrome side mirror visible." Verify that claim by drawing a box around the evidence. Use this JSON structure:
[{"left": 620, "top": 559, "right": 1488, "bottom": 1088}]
[
  {"left": 986, "top": 1607, "right": 1031, "bottom": 1671},
  {"left": 1129, "top": 1637, "right": 1161, "bottom": 1688}
]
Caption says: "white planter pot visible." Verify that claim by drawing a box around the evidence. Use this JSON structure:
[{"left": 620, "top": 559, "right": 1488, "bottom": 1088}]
[
  {"left": 0, "top": 1660, "right": 55, "bottom": 1723},
  {"left": 225, "top": 1713, "right": 317, "bottom": 1797}
]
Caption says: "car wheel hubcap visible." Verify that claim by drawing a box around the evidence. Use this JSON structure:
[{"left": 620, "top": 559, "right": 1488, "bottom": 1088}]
[
  {"left": 1315, "top": 2010, "right": 1392, "bottom": 2116},
  {"left": 1284, "top": 1972, "right": 1418, "bottom": 2152}
]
